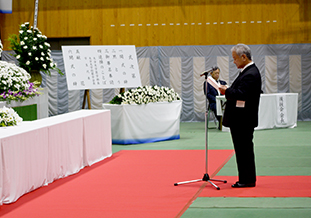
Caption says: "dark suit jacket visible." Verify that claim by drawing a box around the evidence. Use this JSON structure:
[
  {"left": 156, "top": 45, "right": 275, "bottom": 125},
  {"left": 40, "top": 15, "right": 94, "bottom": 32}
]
[
  {"left": 203, "top": 79, "right": 227, "bottom": 112},
  {"left": 222, "top": 64, "right": 262, "bottom": 128}
]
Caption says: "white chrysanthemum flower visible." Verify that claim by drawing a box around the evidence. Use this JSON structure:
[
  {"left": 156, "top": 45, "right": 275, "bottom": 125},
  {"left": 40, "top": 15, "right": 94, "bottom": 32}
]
[
  {"left": 0, "top": 106, "right": 23, "bottom": 126},
  {"left": 114, "top": 85, "right": 180, "bottom": 105},
  {"left": 26, "top": 61, "right": 30, "bottom": 65},
  {"left": 14, "top": 84, "right": 21, "bottom": 89},
  {"left": 8, "top": 22, "right": 62, "bottom": 78}
]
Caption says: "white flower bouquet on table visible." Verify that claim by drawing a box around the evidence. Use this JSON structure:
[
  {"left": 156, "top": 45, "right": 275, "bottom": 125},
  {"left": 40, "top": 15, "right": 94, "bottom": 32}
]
[
  {"left": 8, "top": 22, "right": 62, "bottom": 76},
  {"left": 0, "top": 106, "right": 23, "bottom": 127},
  {"left": 109, "top": 85, "right": 181, "bottom": 105},
  {"left": 0, "top": 61, "right": 41, "bottom": 103}
]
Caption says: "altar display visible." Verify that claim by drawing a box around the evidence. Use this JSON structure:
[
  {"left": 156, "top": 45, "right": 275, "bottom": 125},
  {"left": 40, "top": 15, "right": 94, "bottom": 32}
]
[
  {"left": 4, "top": 22, "right": 62, "bottom": 120},
  {"left": 0, "top": 60, "right": 43, "bottom": 120},
  {"left": 103, "top": 86, "right": 182, "bottom": 144}
]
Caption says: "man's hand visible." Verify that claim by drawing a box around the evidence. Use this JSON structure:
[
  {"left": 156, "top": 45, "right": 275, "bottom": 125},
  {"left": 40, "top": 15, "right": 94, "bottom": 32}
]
[{"left": 219, "top": 85, "right": 227, "bottom": 95}]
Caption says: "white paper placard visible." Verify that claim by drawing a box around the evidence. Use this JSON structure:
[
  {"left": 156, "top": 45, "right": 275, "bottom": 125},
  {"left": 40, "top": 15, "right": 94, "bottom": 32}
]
[
  {"left": 276, "top": 94, "right": 288, "bottom": 125},
  {"left": 62, "top": 45, "right": 142, "bottom": 90}
]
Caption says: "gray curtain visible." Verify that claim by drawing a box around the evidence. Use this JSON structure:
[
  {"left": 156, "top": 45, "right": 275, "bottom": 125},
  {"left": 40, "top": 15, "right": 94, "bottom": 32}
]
[{"left": 2, "top": 43, "right": 311, "bottom": 121}]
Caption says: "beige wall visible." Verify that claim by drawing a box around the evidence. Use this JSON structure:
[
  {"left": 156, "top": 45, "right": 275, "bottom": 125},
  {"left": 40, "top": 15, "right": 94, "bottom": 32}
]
[{"left": 0, "top": 0, "right": 310, "bottom": 49}]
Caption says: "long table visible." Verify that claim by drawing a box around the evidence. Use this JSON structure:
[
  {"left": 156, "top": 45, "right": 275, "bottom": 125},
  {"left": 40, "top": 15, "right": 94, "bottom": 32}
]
[
  {"left": 216, "top": 93, "right": 298, "bottom": 131},
  {"left": 0, "top": 110, "right": 112, "bottom": 205}
]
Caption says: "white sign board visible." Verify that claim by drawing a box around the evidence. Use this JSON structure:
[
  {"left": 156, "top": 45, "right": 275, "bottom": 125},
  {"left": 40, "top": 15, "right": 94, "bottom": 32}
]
[{"left": 62, "top": 45, "right": 142, "bottom": 90}]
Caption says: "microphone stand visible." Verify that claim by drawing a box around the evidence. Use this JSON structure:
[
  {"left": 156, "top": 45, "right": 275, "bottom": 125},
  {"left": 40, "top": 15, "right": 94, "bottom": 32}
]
[{"left": 174, "top": 72, "right": 227, "bottom": 190}]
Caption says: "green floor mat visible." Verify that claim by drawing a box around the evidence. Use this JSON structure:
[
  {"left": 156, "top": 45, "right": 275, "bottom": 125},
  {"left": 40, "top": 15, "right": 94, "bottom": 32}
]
[
  {"left": 218, "top": 146, "right": 311, "bottom": 176},
  {"left": 182, "top": 197, "right": 311, "bottom": 218}
]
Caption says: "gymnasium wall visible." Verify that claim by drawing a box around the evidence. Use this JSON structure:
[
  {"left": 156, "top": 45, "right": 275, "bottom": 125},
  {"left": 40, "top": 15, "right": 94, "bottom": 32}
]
[{"left": 0, "top": 0, "right": 310, "bottom": 48}]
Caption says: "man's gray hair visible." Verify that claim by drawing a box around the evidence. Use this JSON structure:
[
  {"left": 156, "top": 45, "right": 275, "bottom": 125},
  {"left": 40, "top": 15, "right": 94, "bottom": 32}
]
[{"left": 231, "top": 43, "right": 252, "bottom": 60}]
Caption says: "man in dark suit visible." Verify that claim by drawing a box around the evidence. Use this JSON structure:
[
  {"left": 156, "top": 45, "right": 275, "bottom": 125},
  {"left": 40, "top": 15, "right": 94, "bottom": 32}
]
[
  {"left": 219, "top": 44, "right": 262, "bottom": 188},
  {"left": 203, "top": 66, "right": 227, "bottom": 130}
]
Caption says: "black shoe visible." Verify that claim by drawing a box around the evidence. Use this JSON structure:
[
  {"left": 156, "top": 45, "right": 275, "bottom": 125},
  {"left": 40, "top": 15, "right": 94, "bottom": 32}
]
[{"left": 232, "top": 182, "right": 256, "bottom": 188}]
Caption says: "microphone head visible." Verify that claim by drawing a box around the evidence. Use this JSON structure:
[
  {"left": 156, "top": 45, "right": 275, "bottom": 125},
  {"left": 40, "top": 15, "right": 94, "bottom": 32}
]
[{"left": 200, "top": 69, "right": 213, "bottom": 77}]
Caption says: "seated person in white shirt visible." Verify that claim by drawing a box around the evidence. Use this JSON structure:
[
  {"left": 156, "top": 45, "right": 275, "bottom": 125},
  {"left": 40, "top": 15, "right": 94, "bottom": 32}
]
[{"left": 203, "top": 66, "right": 227, "bottom": 129}]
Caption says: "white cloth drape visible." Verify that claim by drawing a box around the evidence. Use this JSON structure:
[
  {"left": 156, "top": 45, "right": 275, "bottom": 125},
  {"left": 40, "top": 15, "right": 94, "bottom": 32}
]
[
  {"left": 265, "top": 56, "right": 278, "bottom": 94},
  {"left": 103, "top": 101, "right": 182, "bottom": 144},
  {"left": 193, "top": 57, "right": 205, "bottom": 113},
  {"left": 217, "top": 56, "right": 229, "bottom": 83},
  {"left": 289, "top": 55, "right": 302, "bottom": 113},
  {"left": 139, "top": 57, "right": 150, "bottom": 87},
  {"left": 2, "top": 43, "right": 310, "bottom": 121},
  {"left": 0, "top": 110, "right": 112, "bottom": 204}
]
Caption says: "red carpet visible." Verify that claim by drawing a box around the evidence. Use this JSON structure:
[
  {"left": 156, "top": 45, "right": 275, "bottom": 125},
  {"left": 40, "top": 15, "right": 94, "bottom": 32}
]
[
  {"left": 199, "top": 175, "right": 311, "bottom": 197},
  {"left": 0, "top": 150, "right": 233, "bottom": 218}
]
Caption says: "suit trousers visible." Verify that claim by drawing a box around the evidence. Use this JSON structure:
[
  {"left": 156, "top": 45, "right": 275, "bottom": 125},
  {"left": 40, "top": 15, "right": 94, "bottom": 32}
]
[{"left": 230, "top": 126, "right": 256, "bottom": 184}]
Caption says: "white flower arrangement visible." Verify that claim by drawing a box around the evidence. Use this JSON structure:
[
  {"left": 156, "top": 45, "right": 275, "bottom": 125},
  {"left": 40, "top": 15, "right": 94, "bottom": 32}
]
[
  {"left": 109, "top": 85, "right": 181, "bottom": 105},
  {"left": 0, "top": 61, "right": 41, "bottom": 103},
  {"left": 0, "top": 106, "right": 23, "bottom": 127},
  {"left": 8, "top": 22, "right": 63, "bottom": 76}
]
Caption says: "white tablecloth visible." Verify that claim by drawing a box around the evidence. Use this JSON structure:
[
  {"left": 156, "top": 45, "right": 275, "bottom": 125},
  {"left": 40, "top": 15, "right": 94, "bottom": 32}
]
[
  {"left": 103, "top": 101, "right": 182, "bottom": 144},
  {"left": 0, "top": 109, "right": 112, "bottom": 204},
  {"left": 216, "top": 93, "right": 298, "bottom": 130}
]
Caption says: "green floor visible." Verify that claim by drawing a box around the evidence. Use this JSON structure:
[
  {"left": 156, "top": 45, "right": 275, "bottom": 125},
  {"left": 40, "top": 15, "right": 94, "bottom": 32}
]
[{"left": 112, "top": 121, "right": 311, "bottom": 217}]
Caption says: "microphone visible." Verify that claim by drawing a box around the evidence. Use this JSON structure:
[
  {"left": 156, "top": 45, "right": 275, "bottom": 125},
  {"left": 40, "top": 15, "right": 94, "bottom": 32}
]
[{"left": 200, "top": 69, "right": 213, "bottom": 77}]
